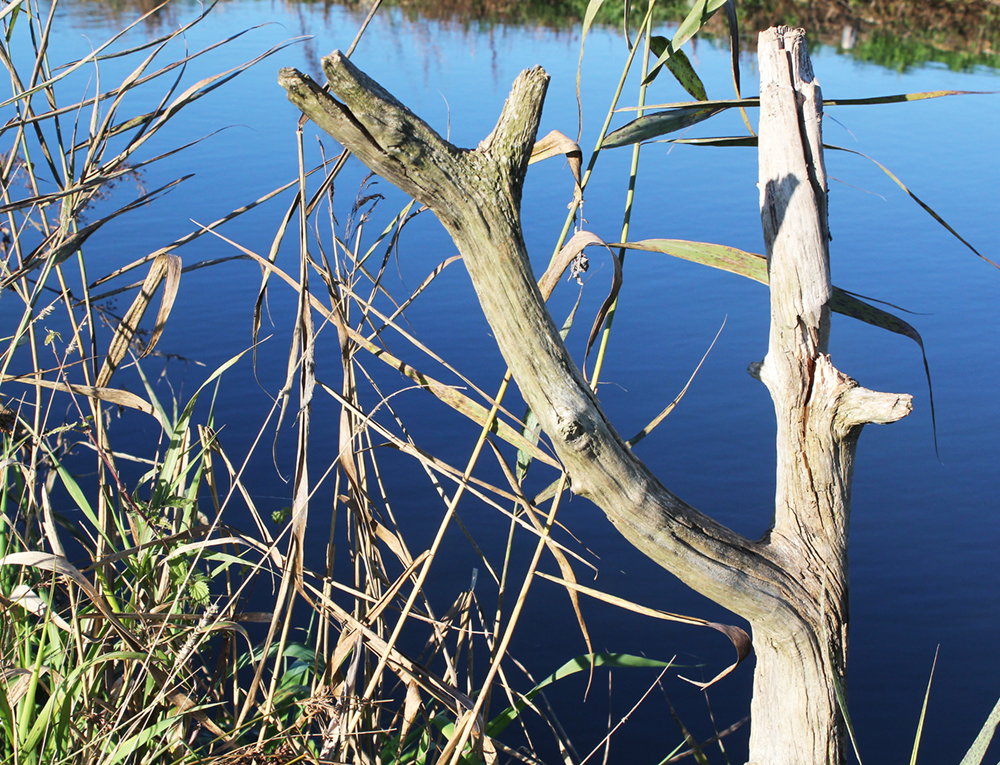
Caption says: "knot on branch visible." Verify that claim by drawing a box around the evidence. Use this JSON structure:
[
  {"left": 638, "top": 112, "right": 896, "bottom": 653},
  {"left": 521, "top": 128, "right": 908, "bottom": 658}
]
[{"left": 561, "top": 416, "right": 597, "bottom": 455}]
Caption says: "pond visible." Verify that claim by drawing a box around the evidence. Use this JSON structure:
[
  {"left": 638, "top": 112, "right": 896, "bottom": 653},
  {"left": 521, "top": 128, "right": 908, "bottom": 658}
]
[{"left": 5, "top": 1, "right": 1000, "bottom": 762}]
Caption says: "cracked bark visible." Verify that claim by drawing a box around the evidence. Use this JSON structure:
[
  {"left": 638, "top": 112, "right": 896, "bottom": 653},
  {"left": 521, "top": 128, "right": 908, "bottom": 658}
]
[{"left": 280, "top": 25, "right": 911, "bottom": 765}]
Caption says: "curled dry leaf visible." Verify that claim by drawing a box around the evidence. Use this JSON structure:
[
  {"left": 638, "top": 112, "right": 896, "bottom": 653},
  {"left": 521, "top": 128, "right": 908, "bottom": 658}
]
[
  {"left": 96, "top": 251, "right": 181, "bottom": 388},
  {"left": 529, "top": 129, "right": 583, "bottom": 207},
  {"left": 8, "top": 584, "right": 74, "bottom": 631}
]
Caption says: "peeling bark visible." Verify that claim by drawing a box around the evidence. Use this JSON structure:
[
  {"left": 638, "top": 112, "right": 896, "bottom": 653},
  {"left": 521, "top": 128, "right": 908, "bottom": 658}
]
[{"left": 280, "top": 26, "right": 912, "bottom": 765}]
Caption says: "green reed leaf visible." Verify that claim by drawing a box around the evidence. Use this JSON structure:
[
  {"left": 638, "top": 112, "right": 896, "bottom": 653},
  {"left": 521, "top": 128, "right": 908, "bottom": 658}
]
[{"left": 603, "top": 105, "right": 725, "bottom": 148}]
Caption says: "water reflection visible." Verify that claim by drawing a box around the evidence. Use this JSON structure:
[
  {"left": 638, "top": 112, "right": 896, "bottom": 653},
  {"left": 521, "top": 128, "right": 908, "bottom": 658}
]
[{"left": 56, "top": 0, "right": 1000, "bottom": 71}]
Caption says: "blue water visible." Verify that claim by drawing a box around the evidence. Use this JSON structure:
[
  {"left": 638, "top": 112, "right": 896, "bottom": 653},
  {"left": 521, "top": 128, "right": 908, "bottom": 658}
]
[{"left": 11, "top": 2, "right": 1000, "bottom": 762}]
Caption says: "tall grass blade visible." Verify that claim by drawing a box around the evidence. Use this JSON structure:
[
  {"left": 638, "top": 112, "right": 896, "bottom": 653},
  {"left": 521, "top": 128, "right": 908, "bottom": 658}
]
[
  {"left": 627, "top": 318, "right": 725, "bottom": 448},
  {"left": 0, "top": 2, "right": 172, "bottom": 110},
  {"left": 909, "top": 647, "right": 939, "bottom": 765}
]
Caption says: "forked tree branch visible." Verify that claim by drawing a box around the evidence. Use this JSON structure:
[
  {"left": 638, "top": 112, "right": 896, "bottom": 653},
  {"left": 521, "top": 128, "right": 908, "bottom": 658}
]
[{"left": 278, "top": 46, "right": 906, "bottom": 631}]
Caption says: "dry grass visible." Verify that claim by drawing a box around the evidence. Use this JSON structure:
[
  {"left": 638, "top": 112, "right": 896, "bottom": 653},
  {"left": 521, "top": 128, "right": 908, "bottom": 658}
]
[{"left": 0, "top": 1, "right": 763, "bottom": 763}]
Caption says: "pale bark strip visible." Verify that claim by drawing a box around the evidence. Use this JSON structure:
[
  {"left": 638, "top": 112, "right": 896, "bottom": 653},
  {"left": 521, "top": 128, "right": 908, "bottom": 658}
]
[{"left": 750, "top": 27, "right": 911, "bottom": 765}]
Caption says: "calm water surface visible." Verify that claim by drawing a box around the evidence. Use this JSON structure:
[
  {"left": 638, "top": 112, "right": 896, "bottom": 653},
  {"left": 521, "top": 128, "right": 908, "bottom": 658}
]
[{"left": 16, "top": 2, "right": 1000, "bottom": 762}]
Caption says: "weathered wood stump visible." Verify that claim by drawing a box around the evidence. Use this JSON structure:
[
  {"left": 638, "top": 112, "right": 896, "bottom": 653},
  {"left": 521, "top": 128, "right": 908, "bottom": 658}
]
[{"left": 279, "top": 25, "right": 911, "bottom": 765}]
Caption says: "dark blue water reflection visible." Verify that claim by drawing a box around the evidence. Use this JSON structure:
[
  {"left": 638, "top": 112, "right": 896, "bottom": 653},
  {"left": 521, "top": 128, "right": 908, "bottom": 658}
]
[{"left": 15, "top": 2, "right": 1000, "bottom": 762}]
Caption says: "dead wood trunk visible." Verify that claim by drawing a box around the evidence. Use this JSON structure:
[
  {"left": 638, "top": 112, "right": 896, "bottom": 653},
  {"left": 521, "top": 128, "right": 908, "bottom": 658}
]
[{"left": 279, "top": 25, "right": 912, "bottom": 765}]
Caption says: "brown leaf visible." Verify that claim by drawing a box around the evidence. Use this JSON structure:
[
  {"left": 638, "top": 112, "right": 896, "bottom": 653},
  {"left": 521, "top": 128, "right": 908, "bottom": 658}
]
[
  {"left": 529, "top": 129, "right": 583, "bottom": 206},
  {"left": 96, "top": 252, "right": 181, "bottom": 388}
]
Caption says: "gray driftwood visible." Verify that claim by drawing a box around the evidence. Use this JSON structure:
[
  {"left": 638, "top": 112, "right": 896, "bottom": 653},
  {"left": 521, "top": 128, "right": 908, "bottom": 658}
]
[{"left": 280, "top": 25, "right": 911, "bottom": 765}]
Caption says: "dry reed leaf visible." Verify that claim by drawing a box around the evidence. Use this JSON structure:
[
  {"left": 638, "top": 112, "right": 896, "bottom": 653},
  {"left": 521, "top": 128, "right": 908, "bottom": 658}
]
[
  {"left": 96, "top": 251, "right": 181, "bottom": 388},
  {"left": 627, "top": 318, "right": 725, "bottom": 448},
  {"left": 217, "top": 233, "right": 559, "bottom": 468},
  {"left": 303, "top": 579, "right": 482, "bottom": 730},
  {"left": 439, "top": 708, "right": 487, "bottom": 764},
  {"left": 0, "top": 177, "right": 189, "bottom": 289},
  {"left": 40, "top": 482, "right": 67, "bottom": 559},
  {"left": 0, "top": 552, "right": 140, "bottom": 651},
  {"left": 318, "top": 380, "right": 531, "bottom": 510},
  {"left": 372, "top": 520, "right": 412, "bottom": 567},
  {"left": 0, "top": 2, "right": 171, "bottom": 111},
  {"left": 398, "top": 679, "right": 423, "bottom": 749},
  {"left": 2, "top": 667, "right": 49, "bottom": 708},
  {"left": 368, "top": 252, "right": 461, "bottom": 333},
  {"left": 323, "top": 550, "right": 431, "bottom": 693},
  {"left": 529, "top": 129, "right": 582, "bottom": 205},
  {"left": 287, "top": 145, "right": 316, "bottom": 582},
  {"left": 536, "top": 229, "right": 602, "bottom": 299},
  {"left": 535, "top": 229, "right": 622, "bottom": 382},
  {"left": 8, "top": 584, "right": 73, "bottom": 631},
  {"left": 535, "top": 572, "right": 751, "bottom": 690}
]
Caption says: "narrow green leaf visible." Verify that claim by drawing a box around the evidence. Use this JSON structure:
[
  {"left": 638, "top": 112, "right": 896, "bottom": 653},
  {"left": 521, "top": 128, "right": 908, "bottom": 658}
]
[
  {"left": 665, "top": 135, "right": 757, "bottom": 147},
  {"left": 825, "top": 142, "right": 1000, "bottom": 271},
  {"left": 610, "top": 238, "right": 768, "bottom": 283},
  {"left": 612, "top": 238, "right": 940, "bottom": 455},
  {"left": 723, "top": 0, "right": 741, "bottom": 95},
  {"left": 149, "top": 351, "right": 247, "bottom": 511},
  {"left": 628, "top": 319, "right": 724, "bottom": 448},
  {"left": 487, "top": 653, "right": 676, "bottom": 737},
  {"left": 676, "top": 0, "right": 729, "bottom": 47},
  {"left": 830, "top": 288, "right": 937, "bottom": 456},
  {"left": 647, "top": 37, "right": 707, "bottom": 101},
  {"left": 102, "top": 715, "right": 179, "bottom": 765},
  {"left": 824, "top": 89, "right": 995, "bottom": 106},
  {"left": 643, "top": 0, "right": 728, "bottom": 85},
  {"left": 603, "top": 105, "right": 725, "bottom": 148},
  {"left": 619, "top": 90, "right": 988, "bottom": 114},
  {"left": 666, "top": 50, "right": 708, "bottom": 102},
  {"left": 576, "top": 0, "right": 608, "bottom": 139}
]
